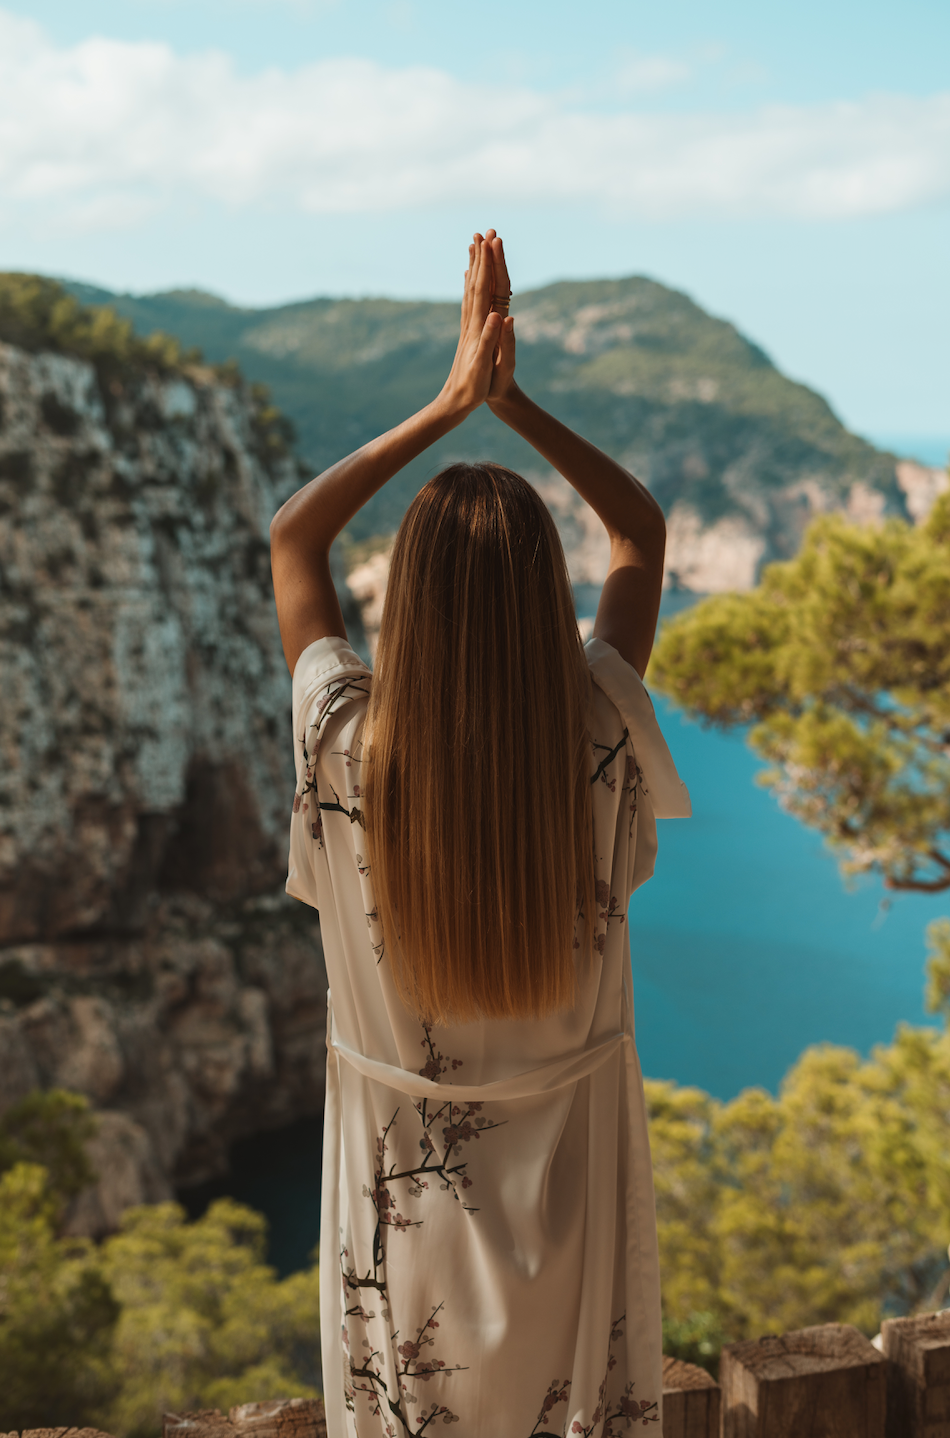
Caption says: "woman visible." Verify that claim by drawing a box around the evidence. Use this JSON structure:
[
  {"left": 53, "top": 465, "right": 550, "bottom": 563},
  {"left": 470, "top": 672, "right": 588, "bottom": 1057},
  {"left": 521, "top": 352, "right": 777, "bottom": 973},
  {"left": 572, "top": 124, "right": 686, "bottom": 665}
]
[{"left": 270, "top": 231, "right": 690, "bottom": 1438}]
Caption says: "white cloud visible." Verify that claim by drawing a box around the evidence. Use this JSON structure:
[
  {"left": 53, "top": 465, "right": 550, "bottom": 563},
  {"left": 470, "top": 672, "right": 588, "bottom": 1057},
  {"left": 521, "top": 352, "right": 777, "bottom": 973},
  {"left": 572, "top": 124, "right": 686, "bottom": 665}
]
[{"left": 1, "top": 9, "right": 948, "bottom": 231}]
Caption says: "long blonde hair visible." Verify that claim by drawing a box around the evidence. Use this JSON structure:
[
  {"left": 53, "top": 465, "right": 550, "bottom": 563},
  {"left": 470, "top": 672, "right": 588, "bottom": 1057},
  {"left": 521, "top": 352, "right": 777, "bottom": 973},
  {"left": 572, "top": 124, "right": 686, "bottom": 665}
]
[{"left": 364, "top": 462, "right": 594, "bottom": 1025}]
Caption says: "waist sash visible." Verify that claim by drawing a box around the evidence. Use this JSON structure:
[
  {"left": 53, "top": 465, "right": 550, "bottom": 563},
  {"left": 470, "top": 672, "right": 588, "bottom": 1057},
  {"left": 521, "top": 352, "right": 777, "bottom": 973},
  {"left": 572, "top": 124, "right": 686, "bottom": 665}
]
[{"left": 329, "top": 1028, "right": 627, "bottom": 1102}]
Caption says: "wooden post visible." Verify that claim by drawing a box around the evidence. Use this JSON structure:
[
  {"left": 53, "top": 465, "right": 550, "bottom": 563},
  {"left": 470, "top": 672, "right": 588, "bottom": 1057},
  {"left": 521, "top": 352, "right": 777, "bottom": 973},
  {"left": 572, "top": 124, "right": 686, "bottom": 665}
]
[
  {"left": 662, "top": 1355, "right": 721, "bottom": 1437},
  {"left": 881, "top": 1309, "right": 950, "bottom": 1437},
  {"left": 720, "top": 1322, "right": 886, "bottom": 1438},
  {"left": 163, "top": 1400, "right": 326, "bottom": 1438}
]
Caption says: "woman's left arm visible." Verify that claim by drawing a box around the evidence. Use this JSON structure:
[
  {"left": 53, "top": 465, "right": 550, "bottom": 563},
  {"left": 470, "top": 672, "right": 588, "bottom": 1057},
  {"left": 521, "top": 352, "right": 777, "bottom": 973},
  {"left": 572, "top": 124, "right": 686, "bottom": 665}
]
[{"left": 270, "top": 235, "right": 502, "bottom": 674}]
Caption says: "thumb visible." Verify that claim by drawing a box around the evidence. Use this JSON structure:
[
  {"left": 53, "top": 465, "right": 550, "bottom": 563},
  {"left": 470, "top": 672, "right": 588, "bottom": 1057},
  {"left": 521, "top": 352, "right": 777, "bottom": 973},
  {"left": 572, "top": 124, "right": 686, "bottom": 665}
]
[
  {"left": 477, "top": 309, "right": 503, "bottom": 358},
  {"left": 493, "top": 315, "right": 514, "bottom": 368}
]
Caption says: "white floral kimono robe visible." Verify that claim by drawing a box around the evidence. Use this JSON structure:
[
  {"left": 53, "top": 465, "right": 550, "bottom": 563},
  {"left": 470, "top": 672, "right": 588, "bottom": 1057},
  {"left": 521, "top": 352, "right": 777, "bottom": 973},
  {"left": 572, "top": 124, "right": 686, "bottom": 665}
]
[{"left": 287, "top": 635, "right": 690, "bottom": 1438}]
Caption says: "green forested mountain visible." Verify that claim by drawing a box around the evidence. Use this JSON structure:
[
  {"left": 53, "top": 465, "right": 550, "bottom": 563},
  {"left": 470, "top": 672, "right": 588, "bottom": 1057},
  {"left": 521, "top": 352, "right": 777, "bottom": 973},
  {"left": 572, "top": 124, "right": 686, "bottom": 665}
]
[{"left": 63, "top": 274, "right": 901, "bottom": 552}]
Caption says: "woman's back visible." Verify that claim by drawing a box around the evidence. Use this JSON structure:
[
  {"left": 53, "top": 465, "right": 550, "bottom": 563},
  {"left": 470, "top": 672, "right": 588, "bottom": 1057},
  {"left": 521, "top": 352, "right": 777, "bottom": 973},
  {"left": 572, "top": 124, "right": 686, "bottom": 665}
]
[{"left": 287, "top": 632, "right": 688, "bottom": 1436}]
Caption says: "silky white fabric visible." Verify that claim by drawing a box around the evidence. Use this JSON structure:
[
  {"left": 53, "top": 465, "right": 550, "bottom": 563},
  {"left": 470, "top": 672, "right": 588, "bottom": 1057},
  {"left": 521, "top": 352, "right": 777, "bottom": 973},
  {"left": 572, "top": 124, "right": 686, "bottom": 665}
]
[{"left": 287, "top": 634, "right": 690, "bottom": 1438}]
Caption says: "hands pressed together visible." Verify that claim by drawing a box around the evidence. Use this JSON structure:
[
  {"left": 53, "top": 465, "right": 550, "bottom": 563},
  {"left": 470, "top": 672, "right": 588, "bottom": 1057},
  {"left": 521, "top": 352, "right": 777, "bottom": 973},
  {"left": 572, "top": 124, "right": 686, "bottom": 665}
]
[{"left": 440, "top": 229, "right": 518, "bottom": 418}]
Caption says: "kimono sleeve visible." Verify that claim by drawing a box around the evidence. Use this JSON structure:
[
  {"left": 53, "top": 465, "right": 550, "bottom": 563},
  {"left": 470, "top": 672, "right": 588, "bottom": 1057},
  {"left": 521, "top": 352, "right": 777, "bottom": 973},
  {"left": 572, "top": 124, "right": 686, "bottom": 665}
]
[
  {"left": 585, "top": 637, "right": 691, "bottom": 899},
  {"left": 286, "top": 635, "right": 372, "bottom": 909}
]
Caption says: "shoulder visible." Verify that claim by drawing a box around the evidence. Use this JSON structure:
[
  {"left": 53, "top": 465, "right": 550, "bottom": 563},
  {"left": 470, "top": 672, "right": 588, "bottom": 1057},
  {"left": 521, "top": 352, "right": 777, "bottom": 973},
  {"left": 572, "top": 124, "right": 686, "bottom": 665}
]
[
  {"left": 584, "top": 637, "right": 691, "bottom": 819},
  {"left": 293, "top": 635, "right": 372, "bottom": 761}
]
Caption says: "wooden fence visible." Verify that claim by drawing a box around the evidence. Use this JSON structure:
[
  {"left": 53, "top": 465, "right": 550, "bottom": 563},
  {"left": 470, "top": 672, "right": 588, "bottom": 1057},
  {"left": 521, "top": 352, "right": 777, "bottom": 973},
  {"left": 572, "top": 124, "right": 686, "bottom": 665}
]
[{"left": 4, "top": 1314, "right": 950, "bottom": 1438}]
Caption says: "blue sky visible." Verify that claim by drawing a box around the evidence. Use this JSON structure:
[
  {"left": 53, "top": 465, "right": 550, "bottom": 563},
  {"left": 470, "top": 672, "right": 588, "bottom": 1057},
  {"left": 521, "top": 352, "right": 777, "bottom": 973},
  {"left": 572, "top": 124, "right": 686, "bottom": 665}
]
[{"left": 1, "top": 0, "right": 948, "bottom": 447}]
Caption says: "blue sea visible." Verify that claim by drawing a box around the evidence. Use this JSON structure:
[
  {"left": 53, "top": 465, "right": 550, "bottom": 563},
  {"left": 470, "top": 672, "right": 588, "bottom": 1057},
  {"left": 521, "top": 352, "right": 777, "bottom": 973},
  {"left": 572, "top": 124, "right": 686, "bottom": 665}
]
[
  {"left": 865, "top": 434, "right": 949, "bottom": 467},
  {"left": 182, "top": 539, "right": 949, "bottom": 1273}
]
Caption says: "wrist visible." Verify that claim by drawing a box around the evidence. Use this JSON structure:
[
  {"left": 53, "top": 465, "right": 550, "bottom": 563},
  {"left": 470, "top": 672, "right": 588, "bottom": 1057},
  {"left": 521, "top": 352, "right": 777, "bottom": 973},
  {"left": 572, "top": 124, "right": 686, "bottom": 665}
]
[
  {"left": 432, "top": 385, "right": 479, "bottom": 427},
  {"left": 487, "top": 381, "right": 526, "bottom": 418}
]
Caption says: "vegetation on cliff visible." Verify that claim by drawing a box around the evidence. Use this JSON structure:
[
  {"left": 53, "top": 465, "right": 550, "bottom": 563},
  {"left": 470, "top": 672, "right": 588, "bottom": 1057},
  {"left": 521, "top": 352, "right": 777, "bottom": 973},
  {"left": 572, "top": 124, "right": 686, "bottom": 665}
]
[
  {"left": 0, "top": 272, "right": 294, "bottom": 459},
  {"left": 0, "top": 272, "right": 194, "bottom": 378}
]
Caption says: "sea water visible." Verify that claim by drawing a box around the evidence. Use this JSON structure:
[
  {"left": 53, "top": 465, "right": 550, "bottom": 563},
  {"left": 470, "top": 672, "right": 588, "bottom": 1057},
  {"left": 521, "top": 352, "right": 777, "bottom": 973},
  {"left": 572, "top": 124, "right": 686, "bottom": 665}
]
[
  {"left": 181, "top": 584, "right": 949, "bottom": 1272},
  {"left": 631, "top": 690, "right": 946, "bottom": 1098}
]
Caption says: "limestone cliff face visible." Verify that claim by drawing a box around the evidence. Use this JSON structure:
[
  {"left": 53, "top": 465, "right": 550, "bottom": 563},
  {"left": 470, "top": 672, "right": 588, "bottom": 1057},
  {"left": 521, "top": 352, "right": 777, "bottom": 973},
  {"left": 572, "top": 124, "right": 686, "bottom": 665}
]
[{"left": 0, "top": 340, "right": 356, "bottom": 1228}]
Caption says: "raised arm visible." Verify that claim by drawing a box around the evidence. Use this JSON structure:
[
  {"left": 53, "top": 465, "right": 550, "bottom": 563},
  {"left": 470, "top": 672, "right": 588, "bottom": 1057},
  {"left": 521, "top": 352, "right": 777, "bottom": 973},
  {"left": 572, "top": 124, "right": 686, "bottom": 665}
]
[
  {"left": 486, "top": 240, "right": 666, "bottom": 678},
  {"left": 270, "top": 237, "right": 503, "bottom": 674}
]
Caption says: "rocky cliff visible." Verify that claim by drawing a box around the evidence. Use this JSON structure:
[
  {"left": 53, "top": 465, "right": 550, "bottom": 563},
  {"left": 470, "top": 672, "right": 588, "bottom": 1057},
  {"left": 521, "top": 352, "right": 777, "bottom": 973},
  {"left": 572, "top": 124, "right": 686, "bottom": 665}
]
[{"left": 0, "top": 319, "right": 360, "bottom": 1231}]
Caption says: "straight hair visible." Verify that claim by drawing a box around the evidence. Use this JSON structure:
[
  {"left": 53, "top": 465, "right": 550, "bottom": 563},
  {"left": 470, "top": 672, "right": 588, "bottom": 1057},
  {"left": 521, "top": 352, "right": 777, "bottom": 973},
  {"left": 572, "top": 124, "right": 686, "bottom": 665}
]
[{"left": 364, "top": 462, "right": 594, "bottom": 1025}]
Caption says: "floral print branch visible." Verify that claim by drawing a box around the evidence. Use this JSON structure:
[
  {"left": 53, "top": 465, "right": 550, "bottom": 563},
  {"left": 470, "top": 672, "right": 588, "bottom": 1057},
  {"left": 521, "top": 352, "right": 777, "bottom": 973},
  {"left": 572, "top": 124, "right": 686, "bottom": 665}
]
[
  {"left": 340, "top": 1027, "right": 507, "bottom": 1434},
  {"left": 412, "top": 1025, "right": 507, "bottom": 1212},
  {"left": 341, "top": 1253, "right": 465, "bottom": 1437},
  {"left": 569, "top": 1317, "right": 659, "bottom": 1434},
  {"left": 294, "top": 673, "right": 371, "bottom": 846},
  {"left": 530, "top": 1379, "right": 572, "bottom": 1436}
]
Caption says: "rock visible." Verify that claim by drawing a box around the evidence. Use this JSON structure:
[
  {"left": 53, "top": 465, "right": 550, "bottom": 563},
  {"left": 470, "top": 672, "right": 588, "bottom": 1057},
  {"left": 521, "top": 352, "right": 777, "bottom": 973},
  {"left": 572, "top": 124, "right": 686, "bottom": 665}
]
[
  {"left": 895, "top": 458, "right": 950, "bottom": 524},
  {"left": 664, "top": 505, "right": 766, "bottom": 593},
  {"left": 163, "top": 1398, "right": 327, "bottom": 1438},
  {"left": 345, "top": 546, "right": 392, "bottom": 660},
  {"left": 2, "top": 1429, "right": 117, "bottom": 1438},
  {"left": 0, "top": 339, "right": 358, "bottom": 1229},
  {"left": 62, "top": 1109, "right": 171, "bottom": 1234}
]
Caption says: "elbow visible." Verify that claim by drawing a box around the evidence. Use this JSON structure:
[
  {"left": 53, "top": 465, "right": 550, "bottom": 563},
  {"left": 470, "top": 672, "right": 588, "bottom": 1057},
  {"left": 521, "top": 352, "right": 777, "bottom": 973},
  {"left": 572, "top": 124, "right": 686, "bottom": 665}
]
[{"left": 269, "top": 499, "right": 296, "bottom": 553}]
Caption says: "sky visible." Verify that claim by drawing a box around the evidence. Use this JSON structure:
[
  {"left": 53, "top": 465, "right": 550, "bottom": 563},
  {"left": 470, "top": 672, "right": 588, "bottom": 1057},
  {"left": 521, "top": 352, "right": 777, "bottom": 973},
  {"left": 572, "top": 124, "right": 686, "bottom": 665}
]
[{"left": 0, "top": 0, "right": 948, "bottom": 448}]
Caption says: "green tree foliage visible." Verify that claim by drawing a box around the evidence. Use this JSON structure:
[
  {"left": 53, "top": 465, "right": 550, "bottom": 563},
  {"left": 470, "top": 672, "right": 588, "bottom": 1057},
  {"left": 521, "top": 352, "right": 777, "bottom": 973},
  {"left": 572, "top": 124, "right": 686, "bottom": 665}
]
[
  {"left": 0, "top": 272, "right": 194, "bottom": 378},
  {"left": 650, "top": 493, "right": 950, "bottom": 893},
  {"left": 0, "top": 1162, "right": 120, "bottom": 1427},
  {"left": 925, "top": 917, "right": 950, "bottom": 1020},
  {"left": 0, "top": 1089, "right": 98, "bottom": 1219},
  {"left": 649, "top": 1010, "right": 950, "bottom": 1354},
  {"left": 0, "top": 1091, "right": 320, "bottom": 1437},
  {"left": 102, "top": 1199, "right": 320, "bottom": 1437}
]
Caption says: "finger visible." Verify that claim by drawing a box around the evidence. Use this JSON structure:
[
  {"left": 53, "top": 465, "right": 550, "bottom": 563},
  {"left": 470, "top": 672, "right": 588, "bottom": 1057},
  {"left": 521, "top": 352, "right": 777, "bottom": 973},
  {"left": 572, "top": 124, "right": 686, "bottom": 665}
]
[
  {"left": 484, "top": 229, "right": 497, "bottom": 296},
  {"left": 461, "top": 242, "right": 475, "bottom": 325},
  {"left": 468, "top": 237, "right": 481, "bottom": 300},
  {"left": 491, "top": 236, "right": 511, "bottom": 300},
  {"left": 494, "top": 315, "right": 515, "bottom": 367},
  {"left": 473, "top": 237, "right": 493, "bottom": 315},
  {"left": 476, "top": 309, "right": 503, "bottom": 363},
  {"left": 464, "top": 239, "right": 481, "bottom": 334},
  {"left": 465, "top": 241, "right": 483, "bottom": 327}
]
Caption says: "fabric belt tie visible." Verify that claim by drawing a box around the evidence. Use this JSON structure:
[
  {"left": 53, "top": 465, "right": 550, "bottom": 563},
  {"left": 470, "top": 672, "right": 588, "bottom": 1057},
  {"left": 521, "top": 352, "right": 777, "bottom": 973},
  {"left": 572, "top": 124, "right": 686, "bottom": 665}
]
[{"left": 328, "top": 1029, "right": 627, "bottom": 1102}]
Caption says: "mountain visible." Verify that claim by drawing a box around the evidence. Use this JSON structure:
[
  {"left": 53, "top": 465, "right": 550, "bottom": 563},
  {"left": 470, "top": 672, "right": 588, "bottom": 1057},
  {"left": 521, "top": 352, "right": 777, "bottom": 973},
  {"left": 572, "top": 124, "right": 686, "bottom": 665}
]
[{"left": 63, "top": 275, "right": 917, "bottom": 591}]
